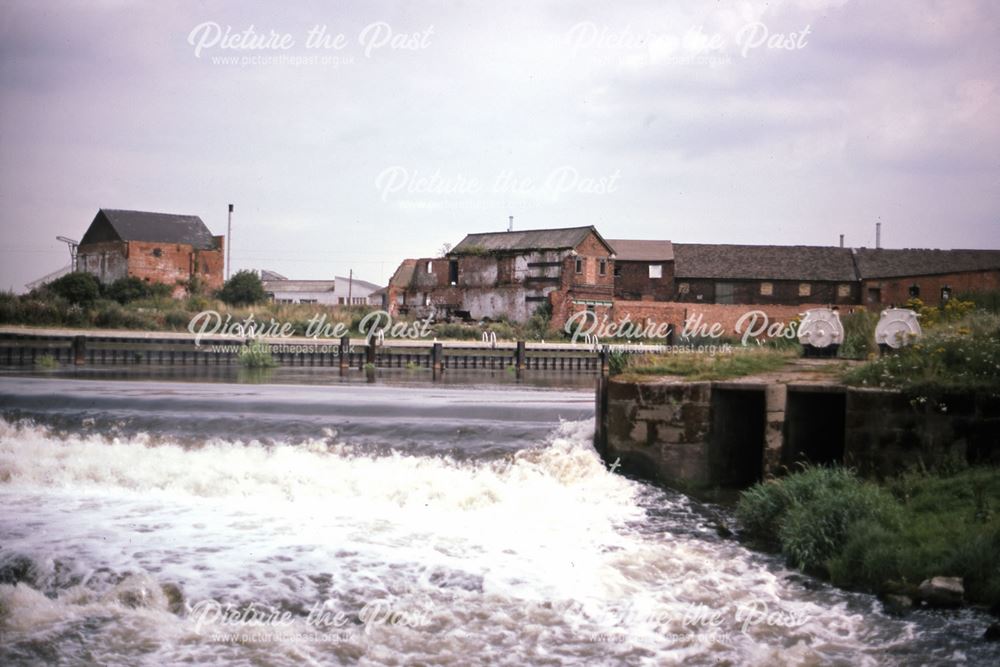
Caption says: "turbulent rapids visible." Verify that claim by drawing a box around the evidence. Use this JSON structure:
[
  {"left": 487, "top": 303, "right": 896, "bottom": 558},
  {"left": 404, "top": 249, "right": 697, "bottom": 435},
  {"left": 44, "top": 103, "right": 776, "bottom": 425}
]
[{"left": 0, "top": 376, "right": 997, "bottom": 665}]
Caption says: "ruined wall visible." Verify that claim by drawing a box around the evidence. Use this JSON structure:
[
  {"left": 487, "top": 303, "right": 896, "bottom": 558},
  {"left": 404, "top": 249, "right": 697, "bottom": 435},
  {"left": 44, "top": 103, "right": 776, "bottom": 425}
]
[
  {"left": 77, "top": 241, "right": 129, "bottom": 284},
  {"left": 861, "top": 270, "right": 1000, "bottom": 308}
]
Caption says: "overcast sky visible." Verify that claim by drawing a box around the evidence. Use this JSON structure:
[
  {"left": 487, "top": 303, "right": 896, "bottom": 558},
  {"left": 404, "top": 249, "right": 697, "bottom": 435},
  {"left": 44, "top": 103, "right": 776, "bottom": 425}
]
[{"left": 1, "top": 0, "right": 998, "bottom": 291}]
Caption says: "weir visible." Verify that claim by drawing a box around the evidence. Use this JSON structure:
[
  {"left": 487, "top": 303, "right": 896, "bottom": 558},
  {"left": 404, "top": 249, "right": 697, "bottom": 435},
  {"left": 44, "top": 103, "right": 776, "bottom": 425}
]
[{"left": 597, "top": 378, "right": 999, "bottom": 487}]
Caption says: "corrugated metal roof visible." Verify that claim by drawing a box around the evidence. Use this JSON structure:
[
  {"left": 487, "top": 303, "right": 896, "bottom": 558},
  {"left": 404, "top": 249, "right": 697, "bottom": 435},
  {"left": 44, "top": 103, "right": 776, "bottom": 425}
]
[
  {"left": 673, "top": 244, "right": 858, "bottom": 282},
  {"left": 262, "top": 280, "right": 336, "bottom": 293},
  {"left": 607, "top": 239, "right": 674, "bottom": 261},
  {"left": 81, "top": 209, "right": 217, "bottom": 249},
  {"left": 334, "top": 275, "right": 383, "bottom": 292},
  {"left": 451, "top": 226, "right": 606, "bottom": 253},
  {"left": 854, "top": 248, "right": 1000, "bottom": 279}
]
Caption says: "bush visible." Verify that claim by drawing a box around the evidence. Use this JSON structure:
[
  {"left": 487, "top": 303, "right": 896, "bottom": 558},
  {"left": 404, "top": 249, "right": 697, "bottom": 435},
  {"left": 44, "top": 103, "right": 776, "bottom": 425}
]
[
  {"left": 777, "top": 480, "right": 900, "bottom": 573},
  {"left": 47, "top": 272, "right": 100, "bottom": 305},
  {"left": 217, "top": 270, "right": 267, "bottom": 306},
  {"left": 91, "top": 300, "right": 152, "bottom": 329},
  {"left": 103, "top": 276, "right": 171, "bottom": 304}
]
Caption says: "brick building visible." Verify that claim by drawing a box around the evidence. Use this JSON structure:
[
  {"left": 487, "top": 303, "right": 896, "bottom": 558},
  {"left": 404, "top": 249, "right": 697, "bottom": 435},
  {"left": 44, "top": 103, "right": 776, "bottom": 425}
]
[
  {"left": 607, "top": 239, "right": 674, "bottom": 301},
  {"left": 77, "top": 209, "right": 224, "bottom": 297},
  {"left": 384, "top": 224, "right": 1000, "bottom": 330},
  {"left": 671, "top": 244, "right": 860, "bottom": 306},
  {"left": 853, "top": 248, "right": 1000, "bottom": 307},
  {"left": 386, "top": 226, "right": 615, "bottom": 323}
]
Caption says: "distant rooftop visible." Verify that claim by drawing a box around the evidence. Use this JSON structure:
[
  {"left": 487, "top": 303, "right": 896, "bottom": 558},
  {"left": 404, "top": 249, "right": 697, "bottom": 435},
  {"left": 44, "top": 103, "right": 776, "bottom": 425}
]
[
  {"left": 608, "top": 239, "right": 674, "bottom": 262},
  {"left": 853, "top": 248, "right": 1000, "bottom": 279},
  {"left": 673, "top": 244, "right": 858, "bottom": 282}
]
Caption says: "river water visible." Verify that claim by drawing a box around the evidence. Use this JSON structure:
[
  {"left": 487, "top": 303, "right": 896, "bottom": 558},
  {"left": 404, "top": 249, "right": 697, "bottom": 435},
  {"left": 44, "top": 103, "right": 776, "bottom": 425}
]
[{"left": 0, "top": 372, "right": 996, "bottom": 666}]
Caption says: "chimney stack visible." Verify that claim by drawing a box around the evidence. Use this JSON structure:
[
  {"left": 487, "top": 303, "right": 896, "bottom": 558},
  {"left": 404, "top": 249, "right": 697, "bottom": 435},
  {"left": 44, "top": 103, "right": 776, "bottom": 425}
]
[
  {"left": 508, "top": 215, "right": 514, "bottom": 232},
  {"left": 226, "top": 204, "right": 234, "bottom": 280},
  {"left": 876, "top": 222, "right": 881, "bottom": 249},
  {"left": 839, "top": 234, "right": 844, "bottom": 248}
]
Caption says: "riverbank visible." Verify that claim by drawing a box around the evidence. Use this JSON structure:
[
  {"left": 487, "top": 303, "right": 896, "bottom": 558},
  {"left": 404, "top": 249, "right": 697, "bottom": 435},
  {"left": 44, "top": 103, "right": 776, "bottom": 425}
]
[{"left": 735, "top": 465, "right": 1000, "bottom": 634}]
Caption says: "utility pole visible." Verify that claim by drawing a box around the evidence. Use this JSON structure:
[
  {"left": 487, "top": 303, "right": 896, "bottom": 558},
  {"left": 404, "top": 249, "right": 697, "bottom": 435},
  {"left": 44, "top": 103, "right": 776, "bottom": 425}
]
[
  {"left": 348, "top": 269, "right": 353, "bottom": 306},
  {"left": 226, "top": 204, "right": 234, "bottom": 280}
]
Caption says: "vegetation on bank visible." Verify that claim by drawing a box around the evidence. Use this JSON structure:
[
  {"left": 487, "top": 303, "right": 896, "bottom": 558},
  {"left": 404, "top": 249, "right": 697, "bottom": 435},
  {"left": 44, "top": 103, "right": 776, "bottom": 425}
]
[
  {"left": 842, "top": 311, "right": 1000, "bottom": 394},
  {"left": 736, "top": 465, "right": 1000, "bottom": 608},
  {"left": 616, "top": 347, "right": 795, "bottom": 381}
]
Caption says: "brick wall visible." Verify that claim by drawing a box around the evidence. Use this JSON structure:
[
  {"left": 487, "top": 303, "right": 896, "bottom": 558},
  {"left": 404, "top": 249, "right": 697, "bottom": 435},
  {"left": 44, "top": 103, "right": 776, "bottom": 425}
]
[
  {"left": 613, "top": 260, "right": 674, "bottom": 300},
  {"left": 862, "top": 270, "right": 1000, "bottom": 307}
]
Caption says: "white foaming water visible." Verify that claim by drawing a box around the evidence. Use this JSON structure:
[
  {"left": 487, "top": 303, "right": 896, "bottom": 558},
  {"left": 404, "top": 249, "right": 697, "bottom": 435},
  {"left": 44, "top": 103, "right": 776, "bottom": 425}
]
[{"left": 0, "top": 400, "right": 990, "bottom": 665}]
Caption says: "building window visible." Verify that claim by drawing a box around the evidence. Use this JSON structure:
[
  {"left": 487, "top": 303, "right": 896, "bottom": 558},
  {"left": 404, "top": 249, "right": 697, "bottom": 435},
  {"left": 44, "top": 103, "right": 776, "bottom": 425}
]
[
  {"left": 152, "top": 248, "right": 162, "bottom": 258},
  {"left": 598, "top": 259, "right": 607, "bottom": 276},
  {"left": 837, "top": 284, "right": 851, "bottom": 298},
  {"left": 338, "top": 297, "right": 346, "bottom": 305},
  {"left": 799, "top": 283, "right": 811, "bottom": 297},
  {"left": 716, "top": 282, "right": 735, "bottom": 304},
  {"left": 760, "top": 282, "right": 773, "bottom": 296},
  {"left": 677, "top": 282, "right": 690, "bottom": 294},
  {"left": 575, "top": 258, "right": 583, "bottom": 274},
  {"left": 449, "top": 259, "right": 458, "bottom": 285},
  {"left": 908, "top": 284, "right": 920, "bottom": 298},
  {"left": 426, "top": 261, "right": 433, "bottom": 273},
  {"left": 613, "top": 264, "right": 621, "bottom": 278},
  {"left": 648, "top": 264, "right": 662, "bottom": 279}
]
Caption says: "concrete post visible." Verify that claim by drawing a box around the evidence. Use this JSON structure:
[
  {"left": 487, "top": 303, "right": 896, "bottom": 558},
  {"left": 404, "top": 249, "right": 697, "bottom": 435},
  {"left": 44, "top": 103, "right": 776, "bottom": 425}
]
[
  {"left": 763, "top": 383, "right": 787, "bottom": 477},
  {"left": 515, "top": 340, "right": 526, "bottom": 371}
]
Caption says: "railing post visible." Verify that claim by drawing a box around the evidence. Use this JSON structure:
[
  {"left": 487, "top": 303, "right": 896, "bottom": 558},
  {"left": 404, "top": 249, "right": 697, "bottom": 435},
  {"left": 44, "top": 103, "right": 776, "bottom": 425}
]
[
  {"left": 339, "top": 335, "right": 350, "bottom": 372},
  {"left": 432, "top": 342, "right": 443, "bottom": 374},
  {"left": 515, "top": 340, "right": 526, "bottom": 371},
  {"left": 366, "top": 341, "right": 377, "bottom": 368},
  {"left": 599, "top": 345, "right": 609, "bottom": 376},
  {"left": 72, "top": 335, "right": 87, "bottom": 365}
]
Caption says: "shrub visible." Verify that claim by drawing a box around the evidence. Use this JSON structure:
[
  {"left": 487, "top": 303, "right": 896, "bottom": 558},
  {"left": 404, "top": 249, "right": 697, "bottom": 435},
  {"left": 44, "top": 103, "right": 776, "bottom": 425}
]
[
  {"left": 91, "top": 300, "right": 151, "bottom": 329},
  {"left": 778, "top": 480, "right": 900, "bottom": 573},
  {"left": 239, "top": 339, "right": 276, "bottom": 368},
  {"left": 47, "top": 272, "right": 100, "bottom": 305},
  {"left": 103, "top": 276, "right": 171, "bottom": 304},
  {"left": 217, "top": 270, "right": 267, "bottom": 306},
  {"left": 736, "top": 466, "right": 863, "bottom": 545}
]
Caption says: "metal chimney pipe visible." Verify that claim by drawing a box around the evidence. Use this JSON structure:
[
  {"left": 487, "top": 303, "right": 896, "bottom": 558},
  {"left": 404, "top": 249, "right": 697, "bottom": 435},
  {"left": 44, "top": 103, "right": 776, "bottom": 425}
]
[
  {"left": 508, "top": 215, "right": 514, "bottom": 232},
  {"left": 839, "top": 234, "right": 844, "bottom": 248},
  {"left": 226, "top": 204, "right": 234, "bottom": 280},
  {"left": 876, "top": 222, "right": 881, "bottom": 249}
]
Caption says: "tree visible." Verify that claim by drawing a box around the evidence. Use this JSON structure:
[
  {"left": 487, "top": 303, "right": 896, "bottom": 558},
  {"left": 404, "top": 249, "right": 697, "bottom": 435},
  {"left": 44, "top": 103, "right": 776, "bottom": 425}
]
[
  {"left": 46, "top": 272, "right": 100, "bottom": 305},
  {"left": 217, "top": 270, "right": 267, "bottom": 306}
]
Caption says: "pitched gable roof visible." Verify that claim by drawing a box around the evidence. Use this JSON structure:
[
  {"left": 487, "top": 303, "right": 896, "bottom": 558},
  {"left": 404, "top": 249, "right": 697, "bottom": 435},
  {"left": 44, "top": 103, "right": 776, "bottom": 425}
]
[
  {"left": 673, "top": 244, "right": 858, "bottom": 282},
  {"left": 607, "top": 239, "right": 674, "bottom": 261},
  {"left": 451, "top": 226, "right": 613, "bottom": 254},
  {"left": 80, "top": 209, "right": 217, "bottom": 249},
  {"left": 853, "top": 248, "right": 1000, "bottom": 279}
]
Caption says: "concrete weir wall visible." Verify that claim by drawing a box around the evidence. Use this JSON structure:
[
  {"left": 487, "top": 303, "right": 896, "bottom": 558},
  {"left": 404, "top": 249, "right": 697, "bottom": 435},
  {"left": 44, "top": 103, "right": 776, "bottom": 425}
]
[{"left": 598, "top": 379, "right": 1000, "bottom": 488}]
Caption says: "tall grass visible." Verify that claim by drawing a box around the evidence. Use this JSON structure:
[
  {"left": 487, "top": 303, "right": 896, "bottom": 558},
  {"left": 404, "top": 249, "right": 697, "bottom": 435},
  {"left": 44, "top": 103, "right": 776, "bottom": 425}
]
[{"left": 737, "top": 465, "right": 1000, "bottom": 606}]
